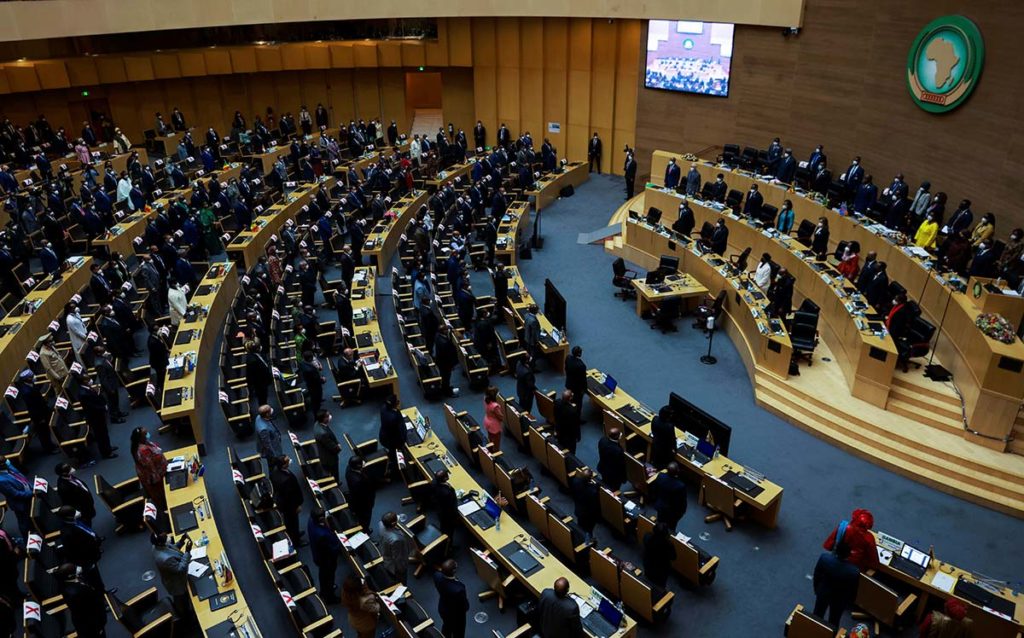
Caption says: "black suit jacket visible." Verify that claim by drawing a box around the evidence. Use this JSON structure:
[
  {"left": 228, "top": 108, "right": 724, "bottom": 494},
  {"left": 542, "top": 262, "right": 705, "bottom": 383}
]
[
  {"left": 553, "top": 398, "right": 580, "bottom": 446},
  {"left": 270, "top": 467, "right": 304, "bottom": 512},
  {"left": 742, "top": 191, "right": 763, "bottom": 217},
  {"left": 597, "top": 437, "right": 626, "bottom": 488},
  {"left": 57, "top": 476, "right": 96, "bottom": 523},
  {"left": 60, "top": 520, "right": 102, "bottom": 566},
  {"left": 570, "top": 475, "right": 600, "bottom": 530},
  {"left": 379, "top": 406, "right": 407, "bottom": 451},
  {"left": 624, "top": 158, "right": 637, "bottom": 180},
  {"left": 650, "top": 415, "right": 676, "bottom": 468},
  {"left": 564, "top": 355, "right": 587, "bottom": 394},
  {"left": 433, "top": 572, "right": 469, "bottom": 618},
  {"left": 709, "top": 180, "right": 728, "bottom": 202},
  {"left": 61, "top": 579, "right": 107, "bottom": 636},
  {"left": 651, "top": 473, "right": 687, "bottom": 521}
]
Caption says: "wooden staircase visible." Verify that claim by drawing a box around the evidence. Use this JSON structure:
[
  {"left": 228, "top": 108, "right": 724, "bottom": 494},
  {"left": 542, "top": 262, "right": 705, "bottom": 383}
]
[{"left": 1010, "top": 414, "right": 1024, "bottom": 456}]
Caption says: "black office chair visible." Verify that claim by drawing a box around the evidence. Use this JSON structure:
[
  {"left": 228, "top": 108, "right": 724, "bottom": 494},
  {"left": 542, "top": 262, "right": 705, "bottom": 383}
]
[
  {"left": 797, "top": 298, "right": 820, "bottom": 316},
  {"left": 789, "top": 311, "right": 819, "bottom": 367},
  {"left": 725, "top": 189, "right": 743, "bottom": 211},
  {"left": 694, "top": 221, "right": 714, "bottom": 244},
  {"left": 740, "top": 147, "right": 759, "bottom": 170},
  {"left": 897, "top": 316, "right": 936, "bottom": 372},
  {"left": 693, "top": 290, "right": 727, "bottom": 332},
  {"left": 729, "top": 247, "right": 752, "bottom": 275},
  {"left": 646, "top": 207, "right": 662, "bottom": 226},
  {"left": 759, "top": 204, "right": 778, "bottom": 227},
  {"left": 795, "top": 219, "right": 816, "bottom": 246},
  {"left": 650, "top": 297, "right": 681, "bottom": 333},
  {"left": 612, "top": 258, "right": 638, "bottom": 301},
  {"left": 720, "top": 144, "right": 741, "bottom": 165},
  {"left": 700, "top": 181, "right": 714, "bottom": 201}
]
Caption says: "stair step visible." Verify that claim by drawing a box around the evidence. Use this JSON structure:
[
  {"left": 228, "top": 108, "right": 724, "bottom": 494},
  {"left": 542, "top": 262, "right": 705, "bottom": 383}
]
[
  {"left": 886, "top": 398, "right": 962, "bottom": 434},
  {"left": 755, "top": 382, "right": 1024, "bottom": 514},
  {"left": 755, "top": 374, "right": 1024, "bottom": 496},
  {"left": 890, "top": 376, "right": 961, "bottom": 408}
]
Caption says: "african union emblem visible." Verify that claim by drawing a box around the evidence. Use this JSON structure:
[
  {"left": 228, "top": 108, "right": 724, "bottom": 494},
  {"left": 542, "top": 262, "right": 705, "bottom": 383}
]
[{"left": 907, "top": 15, "right": 984, "bottom": 113}]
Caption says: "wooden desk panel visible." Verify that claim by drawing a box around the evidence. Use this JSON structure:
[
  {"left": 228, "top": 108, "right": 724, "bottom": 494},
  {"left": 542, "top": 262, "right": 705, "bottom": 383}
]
[
  {"left": 350, "top": 267, "right": 399, "bottom": 398},
  {"left": 528, "top": 162, "right": 589, "bottom": 212},
  {"left": 650, "top": 150, "right": 1024, "bottom": 446},
  {"left": 503, "top": 266, "right": 569, "bottom": 372},
  {"left": 496, "top": 201, "right": 531, "bottom": 266},
  {"left": 163, "top": 445, "right": 261, "bottom": 635},
  {"left": 226, "top": 177, "right": 334, "bottom": 269},
  {"left": 407, "top": 419, "right": 637, "bottom": 637},
  {"left": 585, "top": 369, "right": 784, "bottom": 528},
  {"left": 364, "top": 189, "right": 429, "bottom": 274},
  {"left": 160, "top": 263, "right": 239, "bottom": 454},
  {"left": 623, "top": 220, "right": 791, "bottom": 380},
  {"left": 0, "top": 257, "right": 92, "bottom": 386}
]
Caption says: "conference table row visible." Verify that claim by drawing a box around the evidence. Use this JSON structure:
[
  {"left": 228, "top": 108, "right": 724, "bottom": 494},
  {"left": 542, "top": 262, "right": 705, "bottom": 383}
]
[
  {"left": 364, "top": 189, "right": 430, "bottom": 274},
  {"left": 650, "top": 150, "right": 1024, "bottom": 449}
]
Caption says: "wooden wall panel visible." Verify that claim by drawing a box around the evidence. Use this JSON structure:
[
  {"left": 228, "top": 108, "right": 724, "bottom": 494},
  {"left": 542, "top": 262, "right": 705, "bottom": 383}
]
[
  {"left": 496, "top": 66, "right": 520, "bottom": 135},
  {"left": 299, "top": 71, "right": 330, "bottom": 119},
  {"left": 34, "top": 61, "right": 70, "bottom": 90},
  {"left": 326, "top": 69, "right": 355, "bottom": 126},
  {"left": 4, "top": 65, "right": 39, "bottom": 93},
  {"left": 65, "top": 59, "right": 98, "bottom": 86},
  {"left": 273, "top": 73, "right": 303, "bottom": 119},
  {"left": 152, "top": 54, "right": 181, "bottom": 79},
  {"left": 378, "top": 42, "right": 402, "bottom": 68},
  {"left": 178, "top": 52, "right": 206, "bottom": 77},
  {"left": 329, "top": 44, "right": 354, "bottom": 68},
  {"left": 353, "top": 69, "right": 382, "bottom": 121},
  {"left": 447, "top": 17, "right": 473, "bottom": 67},
  {"left": 379, "top": 69, "right": 409, "bottom": 133},
  {"left": 304, "top": 44, "right": 330, "bottom": 70},
  {"left": 425, "top": 19, "right": 450, "bottom": 67},
  {"left": 255, "top": 47, "right": 283, "bottom": 73},
  {"left": 123, "top": 56, "right": 154, "bottom": 82},
  {"left": 472, "top": 18, "right": 498, "bottom": 141},
  {"left": 442, "top": 68, "right": 476, "bottom": 141},
  {"left": 228, "top": 47, "right": 257, "bottom": 74},
  {"left": 95, "top": 57, "right": 127, "bottom": 84},
  {"left": 496, "top": 18, "right": 521, "bottom": 69},
  {"left": 401, "top": 43, "right": 426, "bottom": 69},
  {"left": 204, "top": 49, "right": 233, "bottom": 75}
]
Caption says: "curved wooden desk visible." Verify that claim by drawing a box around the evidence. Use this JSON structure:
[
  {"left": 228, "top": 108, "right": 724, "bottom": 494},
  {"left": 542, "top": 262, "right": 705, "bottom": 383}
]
[
  {"left": 650, "top": 150, "right": 1024, "bottom": 449},
  {"left": 623, "top": 217, "right": 792, "bottom": 380},
  {"left": 527, "top": 161, "right": 589, "bottom": 212},
  {"left": 364, "top": 189, "right": 429, "bottom": 274},
  {"left": 0, "top": 257, "right": 91, "bottom": 386},
  {"left": 496, "top": 200, "right": 531, "bottom": 266},
  {"left": 350, "top": 267, "right": 399, "bottom": 399},
  {"left": 160, "top": 262, "right": 239, "bottom": 455}
]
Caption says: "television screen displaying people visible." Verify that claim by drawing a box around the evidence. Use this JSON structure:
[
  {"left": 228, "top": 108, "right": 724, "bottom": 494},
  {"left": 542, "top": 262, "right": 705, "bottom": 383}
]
[{"left": 645, "top": 20, "right": 735, "bottom": 97}]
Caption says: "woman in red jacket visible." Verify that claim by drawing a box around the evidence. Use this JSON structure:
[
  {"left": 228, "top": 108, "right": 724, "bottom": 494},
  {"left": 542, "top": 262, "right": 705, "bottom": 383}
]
[{"left": 822, "top": 508, "right": 879, "bottom": 571}]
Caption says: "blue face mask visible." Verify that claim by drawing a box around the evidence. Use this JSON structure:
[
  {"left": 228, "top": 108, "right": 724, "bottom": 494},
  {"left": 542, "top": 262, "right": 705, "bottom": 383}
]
[{"left": 145, "top": 432, "right": 151, "bottom": 442}]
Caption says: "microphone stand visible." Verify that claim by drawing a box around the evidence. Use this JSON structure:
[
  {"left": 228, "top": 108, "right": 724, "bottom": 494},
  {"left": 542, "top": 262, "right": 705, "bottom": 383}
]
[
  {"left": 701, "top": 315, "right": 718, "bottom": 365},
  {"left": 924, "top": 287, "right": 953, "bottom": 382}
]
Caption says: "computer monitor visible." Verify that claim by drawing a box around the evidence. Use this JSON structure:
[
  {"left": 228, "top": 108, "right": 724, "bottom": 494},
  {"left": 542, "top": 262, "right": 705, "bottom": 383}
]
[
  {"left": 659, "top": 255, "right": 680, "bottom": 273},
  {"left": 696, "top": 438, "right": 717, "bottom": 458},
  {"left": 484, "top": 497, "right": 502, "bottom": 519},
  {"left": 604, "top": 375, "right": 617, "bottom": 393},
  {"left": 645, "top": 270, "right": 664, "bottom": 285},
  {"left": 598, "top": 598, "right": 624, "bottom": 627}
]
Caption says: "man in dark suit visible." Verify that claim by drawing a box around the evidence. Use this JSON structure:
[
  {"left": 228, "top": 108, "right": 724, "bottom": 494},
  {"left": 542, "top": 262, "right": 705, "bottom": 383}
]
[
  {"left": 765, "top": 137, "right": 782, "bottom": 173},
  {"left": 774, "top": 148, "right": 797, "bottom": 184},
  {"left": 93, "top": 346, "right": 127, "bottom": 422},
  {"left": 812, "top": 541, "right": 860, "bottom": 628},
  {"left": 842, "top": 156, "right": 864, "bottom": 195},
  {"left": 516, "top": 353, "right": 536, "bottom": 414},
  {"left": 378, "top": 394, "right": 407, "bottom": 475},
  {"left": 553, "top": 390, "right": 581, "bottom": 454},
  {"left": 39, "top": 240, "right": 60, "bottom": 275},
  {"left": 684, "top": 164, "right": 701, "bottom": 196},
  {"left": 79, "top": 379, "right": 116, "bottom": 459},
  {"left": 308, "top": 507, "right": 342, "bottom": 603},
  {"left": 58, "top": 506, "right": 106, "bottom": 590},
  {"left": 433, "top": 469, "right": 459, "bottom": 541},
  {"left": 742, "top": 184, "right": 763, "bottom": 218},
  {"left": 498, "top": 123, "right": 511, "bottom": 148},
  {"left": 623, "top": 151, "right": 637, "bottom": 199},
  {"left": 865, "top": 262, "right": 890, "bottom": 309},
  {"left": 55, "top": 563, "right": 108, "bottom": 638},
  {"left": 588, "top": 133, "right": 602, "bottom": 173},
  {"left": 270, "top": 455, "right": 306, "bottom": 546},
  {"left": 89, "top": 262, "right": 113, "bottom": 305},
  {"left": 433, "top": 559, "right": 469, "bottom": 638},
  {"left": 56, "top": 463, "right": 96, "bottom": 527},
  {"left": 708, "top": 173, "right": 728, "bottom": 203},
  {"left": 807, "top": 145, "right": 826, "bottom": 175},
  {"left": 650, "top": 406, "right": 676, "bottom": 469},
  {"left": 345, "top": 457, "right": 375, "bottom": 531},
  {"left": 299, "top": 351, "right": 324, "bottom": 414},
  {"left": 564, "top": 346, "right": 587, "bottom": 420},
  {"left": 473, "top": 121, "right": 486, "bottom": 149},
  {"left": 710, "top": 218, "right": 729, "bottom": 256},
  {"left": 597, "top": 428, "right": 626, "bottom": 490},
  {"left": 768, "top": 268, "right": 795, "bottom": 319},
  {"left": 537, "top": 578, "right": 584, "bottom": 638},
  {"left": 856, "top": 252, "right": 879, "bottom": 293},
  {"left": 664, "top": 158, "right": 681, "bottom": 190},
  {"left": 852, "top": 175, "right": 878, "bottom": 215},
  {"left": 245, "top": 341, "right": 272, "bottom": 406},
  {"left": 569, "top": 468, "right": 600, "bottom": 542},
  {"left": 650, "top": 463, "right": 687, "bottom": 531},
  {"left": 969, "top": 241, "right": 998, "bottom": 278},
  {"left": 811, "top": 160, "right": 832, "bottom": 194},
  {"left": 433, "top": 325, "right": 459, "bottom": 398},
  {"left": 673, "top": 201, "right": 695, "bottom": 237},
  {"left": 947, "top": 199, "right": 974, "bottom": 235}
]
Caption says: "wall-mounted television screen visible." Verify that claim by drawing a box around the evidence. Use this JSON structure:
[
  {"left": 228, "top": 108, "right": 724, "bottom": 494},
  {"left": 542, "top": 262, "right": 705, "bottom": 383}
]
[{"left": 645, "top": 20, "right": 735, "bottom": 97}]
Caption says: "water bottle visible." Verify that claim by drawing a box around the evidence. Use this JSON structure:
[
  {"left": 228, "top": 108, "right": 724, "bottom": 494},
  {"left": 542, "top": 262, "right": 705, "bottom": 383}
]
[
  {"left": 494, "top": 510, "right": 501, "bottom": 532},
  {"left": 200, "top": 531, "right": 209, "bottom": 547}
]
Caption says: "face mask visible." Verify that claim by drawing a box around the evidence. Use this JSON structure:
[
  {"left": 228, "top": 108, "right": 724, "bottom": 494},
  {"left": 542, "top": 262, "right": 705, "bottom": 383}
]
[{"left": 145, "top": 431, "right": 151, "bottom": 441}]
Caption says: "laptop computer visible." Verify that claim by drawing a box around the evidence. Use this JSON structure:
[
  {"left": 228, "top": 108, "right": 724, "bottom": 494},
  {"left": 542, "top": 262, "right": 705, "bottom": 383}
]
[{"left": 603, "top": 375, "right": 617, "bottom": 394}]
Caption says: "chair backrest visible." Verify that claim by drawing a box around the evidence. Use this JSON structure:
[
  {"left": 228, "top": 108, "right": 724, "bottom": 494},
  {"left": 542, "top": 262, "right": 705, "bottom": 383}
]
[
  {"left": 733, "top": 247, "right": 751, "bottom": 271},
  {"left": 854, "top": 573, "right": 900, "bottom": 626},
  {"left": 621, "top": 568, "right": 656, "bottom": 623},
  {"left": 624, "top": 453, "right": 650, "bottom": 498},
  {"left": 792, "top": 311, "right": 819, "bottom": 333},
  {"left": 797, "top": 298, "right": 820, "bottom": 316},
  {"left": 699, "top": 221, "right": 714, "bottom": 240},
  {"left": 712, "top": 290, "right": 727, "bottom": 315},
  {"left": 908, "top": 316, "right": 936, "bottom": 344},
  {"left": 612, "top": 257, "right": 627, "bottom": 278},
  {"left": 789, "top": 607, "right": 838, "bottom": 638},
  {"left": 701, "top": 476, "right": 736, "bottom": 518},
  {"left": 796, "top": 219, "right": 815, "bottom": 239},
  {"left": 723, "top": 144, "right": 740, "bottom": 157},
  {"left": 525, "top": 494, "right": 550, "bottom": 538},
  {"left": 588, "top": 547, "right": 622, "bottom": 598}
]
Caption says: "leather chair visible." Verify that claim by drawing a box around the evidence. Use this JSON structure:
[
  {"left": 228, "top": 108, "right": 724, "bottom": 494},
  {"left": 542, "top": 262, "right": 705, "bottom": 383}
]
[
  {"left": 692, "top": 290, "right": 727, "bottom": 332},
  {"left": 649, "top": 297, "right": 681, "bottom": 333},
  {"left": 720, "top": 144, "right": 741, "bottom": 165},
  {"left": 897, "top": 316, "right": 936, "bottom": 372},
  {"left": 105, "top": 587, "right": 175, "bottom": 638},
  {"left": 789, "top": 311, "right": 820, "bottom": 366},
  {"left": 93, "top": 474, "right": 146, "bottom": 534},
  {"left": 725, "top": 189, "right": 744, "bottom": 211},
  {"left": 611, "top": 258, "right": 638, "bottom": 301}
]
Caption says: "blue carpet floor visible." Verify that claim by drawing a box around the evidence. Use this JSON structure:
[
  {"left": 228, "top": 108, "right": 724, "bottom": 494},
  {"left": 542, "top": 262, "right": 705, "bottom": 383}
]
[{"left": 15, "top": 174, "right": 1023, "bottom": 637}]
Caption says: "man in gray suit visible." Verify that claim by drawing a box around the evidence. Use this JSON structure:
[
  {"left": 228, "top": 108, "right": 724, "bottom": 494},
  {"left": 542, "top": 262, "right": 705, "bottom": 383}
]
[
  {"left": 313, "top": 410, "right": 341, "bottom": 483},
  {"left": 380, "top": 511, "right": 411, "bottom": 585},
  {"left": 537, "top": 577, "right": 584, "bottom": 638},
  {"left": 151, "top": 533, "right": 195, "bottom": 626},
  {"left": 685, "top": 164, "right": 702, "bottom": 196}
]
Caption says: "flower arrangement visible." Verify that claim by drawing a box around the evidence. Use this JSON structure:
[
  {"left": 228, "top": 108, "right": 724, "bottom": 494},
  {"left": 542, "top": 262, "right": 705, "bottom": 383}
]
[{"left": 976, "top": 312, "right": 1018, "bottom": 344}]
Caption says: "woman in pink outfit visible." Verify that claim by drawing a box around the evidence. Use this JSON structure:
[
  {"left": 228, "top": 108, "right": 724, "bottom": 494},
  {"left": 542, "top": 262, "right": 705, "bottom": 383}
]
[{"left": 482, "top": 386, "right": 504, "bottom": 451}]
